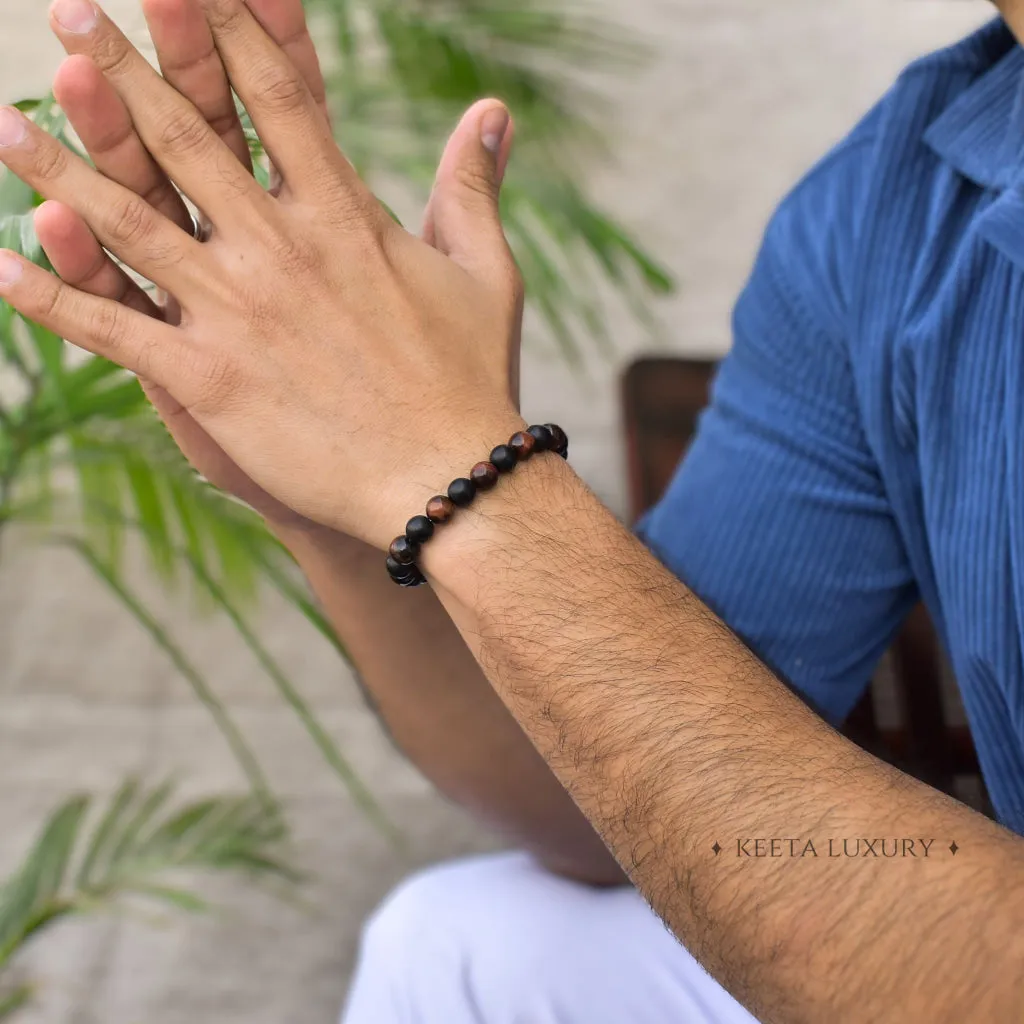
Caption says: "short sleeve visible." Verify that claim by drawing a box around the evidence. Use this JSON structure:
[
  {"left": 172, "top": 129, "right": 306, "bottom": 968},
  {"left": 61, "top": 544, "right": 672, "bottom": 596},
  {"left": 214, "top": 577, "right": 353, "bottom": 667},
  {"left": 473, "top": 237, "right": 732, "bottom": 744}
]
[{"left": 635, "top": 116, "right": 917, "bottom": 723}]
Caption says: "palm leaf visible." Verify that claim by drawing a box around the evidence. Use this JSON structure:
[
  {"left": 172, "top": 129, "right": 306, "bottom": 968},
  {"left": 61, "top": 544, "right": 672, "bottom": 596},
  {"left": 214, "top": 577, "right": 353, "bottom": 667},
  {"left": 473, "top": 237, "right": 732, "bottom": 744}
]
[
  {"left": 161, "top": 546, "right": 391, "bottom": 835},
  {"left": 0, "top": 983, "right": 32, "bottom": 1020},
  {"left": 61, "top": 538, "right": 273, "bottom": 804},
  {"left": 306, "top": 0, "right": 674, "bottom": 357},
  {"left": 68, "top": 497, "right": 393, "bottom": 835},
  {"left": 0, "top": 782, "right": 296, "bottom": 1016},
  {"left": 75, "top": 778, "right": 142, "bottom": 890},
  {"left": 87, "top": 789, "right": 297, "bottom": 888},
  {"left": 7, "top": 401, "right": 373, "bottom": 815},
  {"left": 0, "top": 796, "right": 88, "bottom": 967}
]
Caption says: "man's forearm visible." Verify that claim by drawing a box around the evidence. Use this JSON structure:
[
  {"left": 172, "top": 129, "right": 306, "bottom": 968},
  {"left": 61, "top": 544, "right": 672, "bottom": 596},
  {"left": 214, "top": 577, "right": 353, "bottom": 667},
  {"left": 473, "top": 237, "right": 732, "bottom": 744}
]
[
  {"left": 272, "top": 523, "right": 623, "bottom": 885},
  {"left": 422, "top": 453, "right": 1024, "bottom": 1024}
]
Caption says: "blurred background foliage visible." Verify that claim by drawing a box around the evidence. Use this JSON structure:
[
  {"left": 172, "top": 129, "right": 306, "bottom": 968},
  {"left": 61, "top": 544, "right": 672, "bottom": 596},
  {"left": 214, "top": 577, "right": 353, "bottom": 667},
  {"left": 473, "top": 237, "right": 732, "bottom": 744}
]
[
  {"left": 0, "top": 0, "right": 674, "bottom": 825},
  {"left": 0, "top": 782, "right": 296, "bottom": 1019},
  {"left": 305, "top": 0, "right": 673, "bottom": 359}
]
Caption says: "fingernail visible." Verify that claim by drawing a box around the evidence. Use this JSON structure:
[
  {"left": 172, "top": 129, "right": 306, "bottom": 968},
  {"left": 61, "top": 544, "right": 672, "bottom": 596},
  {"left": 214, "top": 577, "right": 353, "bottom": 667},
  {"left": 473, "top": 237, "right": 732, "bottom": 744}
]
[
  {"left": 0, "top": 252, "right": 23, "bottom": 287},
  {"left": 51, "top": 0, "right": 99, "bottom": 34},
  {"left": 0, "top": 108, "right": 27, "bottom": 148},
  {"left": 481, "top": 107, "right": 510, "bottom": 155}
]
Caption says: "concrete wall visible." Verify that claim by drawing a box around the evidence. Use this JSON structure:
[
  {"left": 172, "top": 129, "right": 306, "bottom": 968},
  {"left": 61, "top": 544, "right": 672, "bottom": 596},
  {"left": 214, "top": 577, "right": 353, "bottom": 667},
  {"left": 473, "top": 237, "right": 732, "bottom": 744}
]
[{"left": 0, "top": 2, "right": 993, "bottom": 1022}]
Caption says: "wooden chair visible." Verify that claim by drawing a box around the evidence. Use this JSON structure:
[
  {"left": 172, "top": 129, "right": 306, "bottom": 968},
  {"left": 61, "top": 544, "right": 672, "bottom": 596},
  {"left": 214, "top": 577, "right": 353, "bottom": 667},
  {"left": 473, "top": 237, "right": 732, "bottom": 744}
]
[{"left": 622, "top": 356, "right": 991, "bottom": 812}]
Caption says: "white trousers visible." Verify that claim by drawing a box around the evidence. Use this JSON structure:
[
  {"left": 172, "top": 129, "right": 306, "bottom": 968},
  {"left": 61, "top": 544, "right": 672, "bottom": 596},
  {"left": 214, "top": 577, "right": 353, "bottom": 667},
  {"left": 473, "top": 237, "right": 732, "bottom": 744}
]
[{"left": 342, "top": 851, "right": 760, "bottom": 1024}]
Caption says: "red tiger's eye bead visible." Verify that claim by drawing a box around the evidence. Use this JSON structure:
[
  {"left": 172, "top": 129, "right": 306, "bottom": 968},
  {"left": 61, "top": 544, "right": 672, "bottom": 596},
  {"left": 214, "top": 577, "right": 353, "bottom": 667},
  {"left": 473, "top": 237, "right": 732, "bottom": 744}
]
[
  {"left": 470, "top": 461, "right": 500, "bottom": 490},
  {"left": 389, "top": 535, "right": 419, "bottom": 564},
  {"left": 508, "top": 431, "right": 536, "bottom": 460},
  {"left": 426, "top": 495, "right": 456, "bottom": 523}
]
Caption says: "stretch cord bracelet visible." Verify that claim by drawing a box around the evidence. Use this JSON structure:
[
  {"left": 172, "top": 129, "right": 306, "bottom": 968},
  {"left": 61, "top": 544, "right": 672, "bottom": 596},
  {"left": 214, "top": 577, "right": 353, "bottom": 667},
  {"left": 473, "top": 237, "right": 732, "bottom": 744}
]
[{"left": 385, "top": 423, "right": 569, "bottom": 587}]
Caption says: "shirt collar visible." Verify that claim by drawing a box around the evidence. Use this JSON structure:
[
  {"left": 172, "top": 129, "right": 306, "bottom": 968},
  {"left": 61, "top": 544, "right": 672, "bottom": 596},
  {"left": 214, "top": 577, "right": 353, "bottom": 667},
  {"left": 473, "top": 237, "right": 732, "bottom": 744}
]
[{"left": 924, "top": 19, "right": 1024, "bottom": 193}]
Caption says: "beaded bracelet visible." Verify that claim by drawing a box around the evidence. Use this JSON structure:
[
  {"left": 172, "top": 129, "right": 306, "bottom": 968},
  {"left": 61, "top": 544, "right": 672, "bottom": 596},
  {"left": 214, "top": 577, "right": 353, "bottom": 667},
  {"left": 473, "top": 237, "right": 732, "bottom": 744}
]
[{"left": 385, "top": 423, "right": 569, "bottom": 587}]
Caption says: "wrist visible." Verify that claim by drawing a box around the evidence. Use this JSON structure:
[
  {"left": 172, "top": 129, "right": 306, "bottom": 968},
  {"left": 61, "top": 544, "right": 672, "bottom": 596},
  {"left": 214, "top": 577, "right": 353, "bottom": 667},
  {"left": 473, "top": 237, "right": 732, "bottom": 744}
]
[
  {"left": 376, "top": 407, "right": 528, "bottom": 561},
  {"left": 419, "top": 446, "right": 585, "bottom": 606}
]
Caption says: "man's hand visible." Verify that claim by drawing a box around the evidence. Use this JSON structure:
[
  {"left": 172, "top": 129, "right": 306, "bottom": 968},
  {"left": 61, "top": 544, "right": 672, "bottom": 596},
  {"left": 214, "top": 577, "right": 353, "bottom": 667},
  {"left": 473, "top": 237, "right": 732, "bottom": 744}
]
[
  {"left": 0, "top": 0, "right": 522, "bottom": 549},
  {"left": 28, "top": 0, "right": 517, "bottom": 537},
  {"left": 32, "top": 0, "right": 334, "bottom": 528}
]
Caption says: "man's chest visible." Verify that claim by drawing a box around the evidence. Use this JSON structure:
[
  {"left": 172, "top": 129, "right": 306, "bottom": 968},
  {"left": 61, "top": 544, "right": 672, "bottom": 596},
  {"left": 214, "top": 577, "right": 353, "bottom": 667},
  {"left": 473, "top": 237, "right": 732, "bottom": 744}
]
[{"left": 863, "top": 230, "right": 1024, "bottom": 816}]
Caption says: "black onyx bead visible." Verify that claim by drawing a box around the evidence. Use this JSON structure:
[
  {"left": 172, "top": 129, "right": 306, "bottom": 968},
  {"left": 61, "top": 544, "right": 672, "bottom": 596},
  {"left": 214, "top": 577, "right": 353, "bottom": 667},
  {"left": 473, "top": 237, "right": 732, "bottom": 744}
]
[
  {"left": 448, "top": 477, "right": 477, "bottom": 507},
  {"left": 545, "top": 423, "right": 569, "bottom": 458},
  {"left": 508, "top": 431, "right": 536, "bottom": 460},
  {"left": 426, "top": 495, "right": 455, "bottom": 523},
  {"left": 386, "top": 554, "right": 417, "bottom": 579},
  {"left": 406, "top": 515, "right": 435, "bottom": 544},
  {"left": 527, "top": 424, "right": 552, "bottom": 451},
  {"left": 388, "top": 536, "right": 419, "bottom": 565},
  {"left": 399, "top": 568, "right": 427, "bottom": 588},
  {"left": 470, "top": 461, "right": 500, "bottom": 490},
  {"left": 490, "top": 444, "right": 518, "bottom": 473}
]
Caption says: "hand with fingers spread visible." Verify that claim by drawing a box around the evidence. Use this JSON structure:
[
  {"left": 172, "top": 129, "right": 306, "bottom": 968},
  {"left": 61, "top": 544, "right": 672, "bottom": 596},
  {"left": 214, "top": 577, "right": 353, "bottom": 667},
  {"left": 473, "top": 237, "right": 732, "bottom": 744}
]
[
  {"left": 24, "top": 0, "right": 519, "bottom": 542},
  {"left": 36, "top": 0, "right": 334, "bottom": 529}
]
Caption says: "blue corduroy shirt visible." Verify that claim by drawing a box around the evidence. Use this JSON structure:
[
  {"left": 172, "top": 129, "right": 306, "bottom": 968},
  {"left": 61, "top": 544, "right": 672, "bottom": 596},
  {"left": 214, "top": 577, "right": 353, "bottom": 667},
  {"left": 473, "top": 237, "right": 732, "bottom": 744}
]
[{"left": 637, "top": 19, "right": 1024, "bottom": 835}]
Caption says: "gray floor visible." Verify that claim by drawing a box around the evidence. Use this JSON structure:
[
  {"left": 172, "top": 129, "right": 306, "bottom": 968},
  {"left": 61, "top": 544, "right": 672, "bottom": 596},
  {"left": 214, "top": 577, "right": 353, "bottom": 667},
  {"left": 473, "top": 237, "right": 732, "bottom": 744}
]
[{"left": 0, "top": 0, "right": 992, "bottom": 1021}]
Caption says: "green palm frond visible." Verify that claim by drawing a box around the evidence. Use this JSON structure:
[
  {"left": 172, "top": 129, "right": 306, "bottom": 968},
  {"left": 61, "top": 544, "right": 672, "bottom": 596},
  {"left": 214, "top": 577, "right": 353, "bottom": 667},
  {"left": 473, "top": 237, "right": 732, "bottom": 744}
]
[
  {"left": 0, "top": 782, "right": 295, "bottom": 1016},
  {"left": 0, "top": 984, "right": 32, "bottom": 1020},
  {"left": 0, "top": 796, "right": 88, "bottom": 968},
  {"left": 11, "top": 388, "right": 303, "bottom": 616},
  {"left": 65, "top": 539, "right": 274, "bottom": 804},
  {"left": 308, "top": 0, "right": 674, "bottom": 357},
  {"left": 70, "top": 781, "right": 297, "bottom": 893},
  {"left": 5, "top": 392, "right": 386, "bottom": 821},
  {"left": 78, "top": 502, "right": 391, "bottom": 834},
  {"left": 2, "top": 372, "right": 375, "bottom": 813}
]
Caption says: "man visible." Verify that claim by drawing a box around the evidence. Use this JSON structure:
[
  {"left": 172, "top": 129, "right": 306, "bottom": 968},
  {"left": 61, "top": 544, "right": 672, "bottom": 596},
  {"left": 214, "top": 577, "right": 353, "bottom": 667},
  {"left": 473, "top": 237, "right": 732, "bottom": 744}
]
[{"left": 0, "top": 0, "right": 1022, "bottom": 1020}]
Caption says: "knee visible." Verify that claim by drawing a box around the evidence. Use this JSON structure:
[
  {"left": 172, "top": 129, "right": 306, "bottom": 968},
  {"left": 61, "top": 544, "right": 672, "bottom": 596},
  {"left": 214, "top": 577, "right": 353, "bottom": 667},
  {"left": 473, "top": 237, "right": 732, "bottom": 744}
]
[
  {"left": 352, "top": 852, "right": 555, "bottom": 999},
  {"left": 353, "top": 851, "right": 601, "bottom": 994},
  {"left": 358, "top": 858, "right": 471, "bottom": 963}
]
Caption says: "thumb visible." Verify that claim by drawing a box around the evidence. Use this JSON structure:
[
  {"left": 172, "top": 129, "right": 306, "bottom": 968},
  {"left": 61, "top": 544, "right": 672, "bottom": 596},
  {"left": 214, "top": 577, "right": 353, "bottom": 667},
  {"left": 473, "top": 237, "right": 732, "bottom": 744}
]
[{"left": 423, "top": 100, "right": 515, "bottom": 286}]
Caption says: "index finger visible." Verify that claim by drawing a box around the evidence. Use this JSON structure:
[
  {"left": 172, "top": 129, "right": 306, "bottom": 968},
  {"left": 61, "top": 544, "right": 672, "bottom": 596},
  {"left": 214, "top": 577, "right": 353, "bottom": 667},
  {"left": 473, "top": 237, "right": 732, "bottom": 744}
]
[
  {"left": 48, "top": 0, "right": 271, "bottom": 231},
  {"left": 245, "top": 0, "right": 331, "bottom": 128},
  {"left": 53, "top": 54, "right": 192, "bottom": 231},
  {"left": 142, "top": 0, "right": 252, "bottom": 169},
  {"left": 144, "top": 0, "right": 331, "bottom": 175}
]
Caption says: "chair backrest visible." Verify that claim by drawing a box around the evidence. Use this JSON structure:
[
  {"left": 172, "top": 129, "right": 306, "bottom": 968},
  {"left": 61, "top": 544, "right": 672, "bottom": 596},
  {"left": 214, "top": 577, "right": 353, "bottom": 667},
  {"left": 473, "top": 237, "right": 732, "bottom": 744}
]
[{"left": 622, "top": 356, "right": 989, "bottom": 811}]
